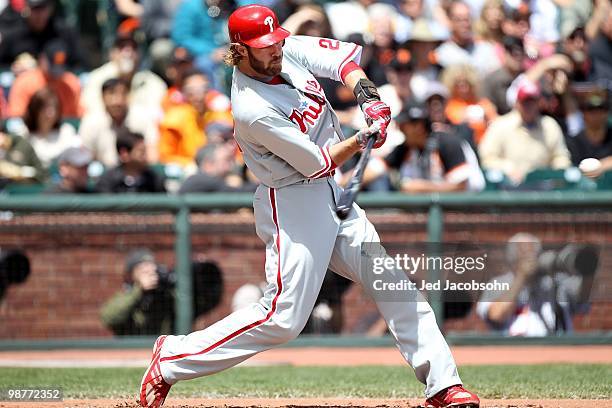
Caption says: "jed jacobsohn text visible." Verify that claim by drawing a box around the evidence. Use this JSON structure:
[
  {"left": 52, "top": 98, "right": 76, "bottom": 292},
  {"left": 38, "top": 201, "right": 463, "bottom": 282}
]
[
  {"left": 372, "top": 253, "right": 487, "bottom": 275},
  {"left": 372, "top": 279, "right": 510, "bottom": 291}
]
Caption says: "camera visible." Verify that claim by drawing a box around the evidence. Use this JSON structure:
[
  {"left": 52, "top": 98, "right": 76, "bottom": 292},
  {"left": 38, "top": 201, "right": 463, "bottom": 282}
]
[
  {"left": 0, "top": 249, "right": 31, "bottom": 299},
  {"left": 154, "top": 264, "right": 175, "bottom": 290},
  {"left": 537, "top": 244, "right": 599, "bottom": 277}
]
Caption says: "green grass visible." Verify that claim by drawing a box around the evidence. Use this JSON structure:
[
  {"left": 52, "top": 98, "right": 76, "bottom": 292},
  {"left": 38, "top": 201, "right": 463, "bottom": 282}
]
[{"left": 0, "top": 365, "right": 610, "bottom": 399}]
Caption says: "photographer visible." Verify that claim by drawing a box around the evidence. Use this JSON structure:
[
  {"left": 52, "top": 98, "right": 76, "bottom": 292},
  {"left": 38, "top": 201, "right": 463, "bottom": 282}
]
[
  {"left": 101, "top": 249, "right": 174, "bottom": 335},
  {"left": 476, "top": 233, "right": 597, "bottom": 336},
  {"left": 100, "top": 249, "right": 224, "bottom": 336}
]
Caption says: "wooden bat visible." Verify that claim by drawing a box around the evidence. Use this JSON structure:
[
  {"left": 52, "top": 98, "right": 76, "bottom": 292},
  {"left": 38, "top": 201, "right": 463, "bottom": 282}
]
[{"left": 335, "top": 132, "right": 378, "bottom": 220}]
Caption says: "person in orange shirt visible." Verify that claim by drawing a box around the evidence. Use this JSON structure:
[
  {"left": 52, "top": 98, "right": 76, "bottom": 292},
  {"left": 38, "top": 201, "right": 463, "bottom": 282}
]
[
  {"left": 8, "top": 38, "right": 82, "bottom": 119},
  {"left": 441, "top": 64, "right": 497, "bottom": 144},
  {"left": 158, "top": 70, "right": 232, "bottom": 170},
  {"left": 161, "top": 47, "right": 194, "bottom": 112},
  {"left": 161, "top": 47, "right": 230, "bottom": 114},
  {"left": 0, "top": 91, "right": 6, "bottom": 119}
]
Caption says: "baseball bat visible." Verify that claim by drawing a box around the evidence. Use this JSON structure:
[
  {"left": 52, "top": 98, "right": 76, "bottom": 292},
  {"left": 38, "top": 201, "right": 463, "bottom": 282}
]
[{"left": 335, "top": 132, "right": 378, "bottom": 220}]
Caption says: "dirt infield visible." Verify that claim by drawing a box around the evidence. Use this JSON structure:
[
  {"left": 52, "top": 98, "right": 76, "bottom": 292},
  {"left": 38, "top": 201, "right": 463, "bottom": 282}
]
[{"left": 4, "top": 397, "right": 610, "bottom": 408}]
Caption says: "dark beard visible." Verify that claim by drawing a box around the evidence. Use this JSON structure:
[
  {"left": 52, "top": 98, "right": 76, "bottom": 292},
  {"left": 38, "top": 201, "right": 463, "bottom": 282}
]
[{"left": 247, "top": 49, "right": 282, "bottom": 77}]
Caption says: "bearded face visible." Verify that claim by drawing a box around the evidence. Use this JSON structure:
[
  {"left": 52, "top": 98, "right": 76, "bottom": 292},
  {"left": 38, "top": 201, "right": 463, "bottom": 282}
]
[{"left": 245, "top": 42, "right": 284, "bottom": 77}]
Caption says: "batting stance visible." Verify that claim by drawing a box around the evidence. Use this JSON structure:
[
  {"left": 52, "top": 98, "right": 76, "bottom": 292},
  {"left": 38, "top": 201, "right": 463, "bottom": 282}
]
[{"left": 140, "top": 5, "right": 479, "bottom": 408}]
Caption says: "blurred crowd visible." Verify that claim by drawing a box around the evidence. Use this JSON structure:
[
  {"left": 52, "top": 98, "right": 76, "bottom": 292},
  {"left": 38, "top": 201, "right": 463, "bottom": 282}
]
[{"left": 0, "top": 0, "right": 611, "bottom": 195}]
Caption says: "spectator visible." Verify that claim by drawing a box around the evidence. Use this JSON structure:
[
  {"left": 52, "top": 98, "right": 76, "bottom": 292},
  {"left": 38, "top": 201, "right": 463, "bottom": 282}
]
[
  {"left": 441, "top": 64, "right": 498, "bottom": 144},
  {"left": 434, "top": 1, "right": 500, "bottom": 74},
  {"left": 96, "top": 129, "right": 165, "bottom": 193},
  {"left": 381, "top": 48, "right": 415, "bottom": 112},
  {"left": 81, "top": 32, "right": 166, "bottom": 117},
  {"left": 394, "top": 0, "right": 448, "bottom": 44},
  {"left": 477, "top": 233, "right": 596, "bottom": 336},
  {"left": 8, "top": 39, "right": 82, "bottom": 119},
  {"left": 560, "top": 0, "right": 593, "bottom": 41},
  {"left": 482, "top": 36, "right": 526, "bottom": 115},
  {"left": 406, "top": 22, "right": 446, "bottom": 102},
  {"left": 161, "top": 47, "right": 195, "bottom": 112},
  {"left": 566, "top": 87, "right": 612, "bottom": 179},
  {"left": 80, "top": 78, "right": 159, "bottom": 168},
  {"left": 324, "top": 0, "right": 373, "bottom": 41},
  {"left": 158, "top": 70, "right": 232, "bottom": 170},
  {"left": 525, "top": 0, "right": 561, "bottom": 57},
  {"left": 100, "top": 249, "right": 174, "bottom": 336},
  {"left": 140, "top": 0, "right": 183, "bottom": 76},
  {"left": 281, "top": 4, "right": 333, "bottom": 38},
  {"left": 43, "top": 146, "right": 93, "bottom": 193},
  {"left": 0, "top": 91, "right": 6, "bottom": 119},
  {"left": 474, "top": 0, "right": 504, "bottom": 47},
  {"left": 179, "top": 143, "right": 256, "bottom": 194},
  {"left": 171, "top": 0, "right": 232, "bottom": 90},
  {"left": 588, "top": 5, "right": 612, "bottom": 81},
  {"left": 479, "top": 81, "right": 571, "bottom": 185},
  {"left": 0, "top": 120, "right": 45, "bottom": 186},
  {"left": 500, "top": 3, "right": 536, "bottom": 57},
  {"left": 23, "top": 88, "right": 80, "bottom": 169},
  {"left": 10, "top": 52, "right": 38, "bottom": 79},
  {"left": 0, "top": 0, "right": 23, "bottom": 30},
  {"left": 423, "top": 81, "right": 478, "bottom": 150},
  {"left": 0, "top": 0, "right": 85, "bottom": 71},
  {"left": 384, "top": 102, "right": 484, "bottom": 193},
  {"left": 505, "top": 53, "right": 573, "bottom": 112},
  {"left": 560, "top": 25, "right": 593, "bottom": 82},
  {"left": 503, "top": 52, "right": 580, "bottom": 137},
  {"left": 353, "top": 5, "right": 400, "bottom": 87}
]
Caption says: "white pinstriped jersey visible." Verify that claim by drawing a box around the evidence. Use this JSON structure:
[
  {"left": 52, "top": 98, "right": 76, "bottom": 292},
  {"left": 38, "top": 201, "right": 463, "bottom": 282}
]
[{"left": 231, "top": 35, "right": 362, "bottom": 188}]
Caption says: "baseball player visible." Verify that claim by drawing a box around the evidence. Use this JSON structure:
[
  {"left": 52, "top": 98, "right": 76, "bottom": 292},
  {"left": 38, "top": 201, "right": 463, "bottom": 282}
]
[{"left": 139, "top": 5, "right": 480, "bottom": 408}]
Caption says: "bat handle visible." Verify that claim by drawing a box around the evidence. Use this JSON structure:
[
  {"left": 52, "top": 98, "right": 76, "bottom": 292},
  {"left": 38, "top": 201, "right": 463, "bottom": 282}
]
[
  {"left": 335, "top": 201, "right": 352, "bottom": 220},
  {"left": 335, "top": 132, "right": 378, "bottom": 220}
]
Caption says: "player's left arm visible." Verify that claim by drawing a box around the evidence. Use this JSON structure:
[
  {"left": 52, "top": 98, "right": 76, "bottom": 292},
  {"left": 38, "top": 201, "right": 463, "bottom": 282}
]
[
  {"left": 341, "top": 68, "right": 391, "bottom": 149},
  {"left": 285, "top": 36, "right": 391, "bottom": 150}
]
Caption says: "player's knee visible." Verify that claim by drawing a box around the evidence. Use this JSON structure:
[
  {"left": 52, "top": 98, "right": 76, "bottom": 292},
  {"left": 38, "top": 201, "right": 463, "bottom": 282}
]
[{"left": 266, "top": 320, "right": 304, "bottom": 344}]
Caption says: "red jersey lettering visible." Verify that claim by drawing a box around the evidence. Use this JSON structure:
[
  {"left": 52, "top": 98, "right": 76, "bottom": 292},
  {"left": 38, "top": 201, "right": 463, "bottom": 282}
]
[{"left": 289, "top": 94, "right": 326, "bottom": 133}]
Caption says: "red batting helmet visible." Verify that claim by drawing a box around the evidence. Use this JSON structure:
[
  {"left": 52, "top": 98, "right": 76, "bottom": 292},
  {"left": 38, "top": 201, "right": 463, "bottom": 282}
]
[{"left": 228, "top": 5, "right": 290, "bottom": 48}]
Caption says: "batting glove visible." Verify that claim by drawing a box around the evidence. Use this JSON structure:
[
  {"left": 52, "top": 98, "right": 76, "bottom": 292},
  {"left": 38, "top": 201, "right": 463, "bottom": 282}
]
[
  {"left": 361, "top": 101, "right": 391, "bottom": 148},
  {"left": 355, "top": 123, "right": 384, "bottom": 150},
  {"left": 362, "top": 100, "right": 391, "bottom": 125}
]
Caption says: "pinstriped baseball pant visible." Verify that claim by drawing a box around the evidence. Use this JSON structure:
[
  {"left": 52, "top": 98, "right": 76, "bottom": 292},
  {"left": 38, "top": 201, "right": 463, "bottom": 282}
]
[{"left": 159, "top": 178, "right": 461, "bottom": 398}]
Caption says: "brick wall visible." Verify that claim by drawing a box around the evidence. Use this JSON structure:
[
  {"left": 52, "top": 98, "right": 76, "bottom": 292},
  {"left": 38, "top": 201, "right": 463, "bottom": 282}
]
[{"left": 0, "top": 210, "right": 610, "bottom": 339}]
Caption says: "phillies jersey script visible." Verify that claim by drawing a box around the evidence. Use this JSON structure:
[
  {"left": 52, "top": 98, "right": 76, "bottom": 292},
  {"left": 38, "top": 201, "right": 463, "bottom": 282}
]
[{"left": 231, "top": 36, "right": 361, "bottom": 188}]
